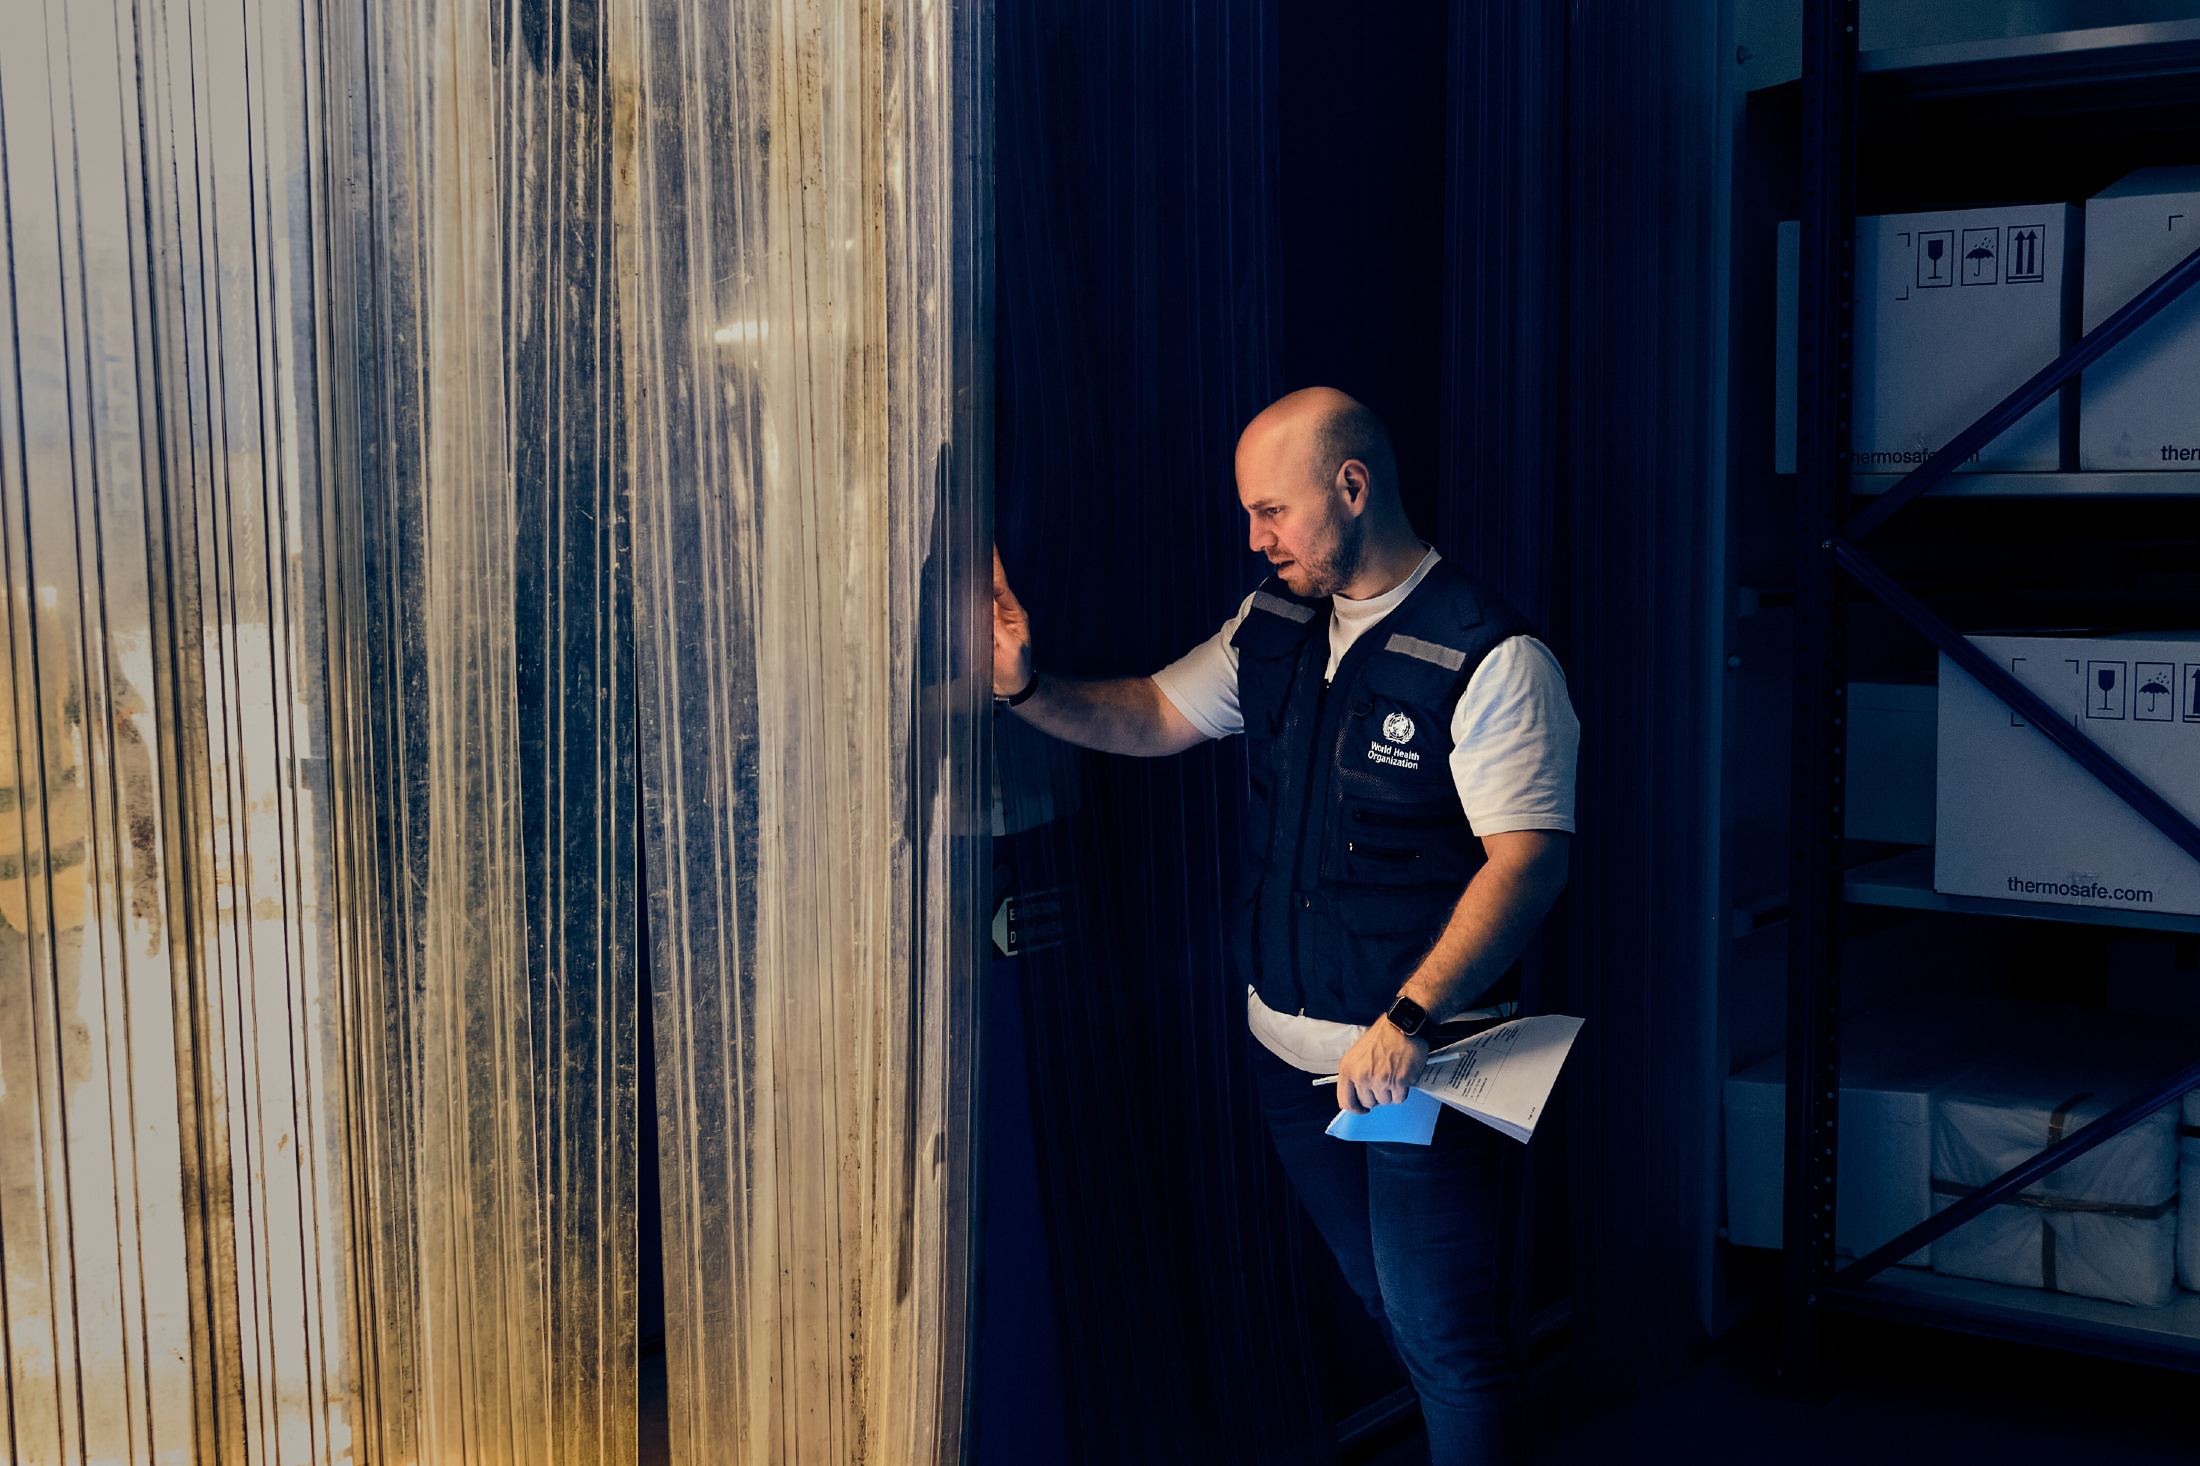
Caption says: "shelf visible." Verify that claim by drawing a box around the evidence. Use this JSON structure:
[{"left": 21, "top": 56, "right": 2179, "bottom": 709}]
[
  {"left": 1737, "top": 8, "right": 2200, "bottom": 94},
  {"left": 1851, "top": 472, "right": 2200, "bottom": 499},
  {"left": 1861, "top": 19, "right": 2200, "bottom": 96},
  {"left": 1844, "top": 847, "right": 2200, "bottom": 935},
  {"left": 1824, "top": 1267, "right": 2200, "bottom": 1372},
  {"left": 1754, "top": 0, "right": 2200, "bottom": 1390}
]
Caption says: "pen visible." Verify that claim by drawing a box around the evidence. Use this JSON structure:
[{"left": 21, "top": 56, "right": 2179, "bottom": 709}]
[{"left": 1310, "top": 1041, "right": 1472, "bottom": 1085}]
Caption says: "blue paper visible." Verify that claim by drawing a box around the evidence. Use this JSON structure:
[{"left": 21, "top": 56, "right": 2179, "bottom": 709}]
[{"left": 1324, "top": 1086, "right": 1442, "bottom": 1145}]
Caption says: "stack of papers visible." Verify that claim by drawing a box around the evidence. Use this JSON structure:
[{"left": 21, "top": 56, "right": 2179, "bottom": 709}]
[{"left": 1322, "top": 1015, "right": 1584, "bottom": 1146}]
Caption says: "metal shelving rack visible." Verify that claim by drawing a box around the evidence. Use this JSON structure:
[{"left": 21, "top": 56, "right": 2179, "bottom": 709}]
[{"left": 1776, "top": 1, "right": 2200, "bottom": 1382}]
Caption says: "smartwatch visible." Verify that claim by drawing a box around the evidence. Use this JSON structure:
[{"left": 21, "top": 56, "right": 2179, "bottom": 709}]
[{"left": 1383, "top": 994, "right": 1430, "bottom": 1041}]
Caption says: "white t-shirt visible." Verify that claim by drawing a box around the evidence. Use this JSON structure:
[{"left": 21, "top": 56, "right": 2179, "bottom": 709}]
[{"left": 1151, "top": 547, "right": 1579, "bottom": 1073}]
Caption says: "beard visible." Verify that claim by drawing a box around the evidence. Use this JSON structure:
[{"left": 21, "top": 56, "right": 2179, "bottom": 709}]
[{"left": 1287, "top": 516, "right": 1366, "bottom": 599}]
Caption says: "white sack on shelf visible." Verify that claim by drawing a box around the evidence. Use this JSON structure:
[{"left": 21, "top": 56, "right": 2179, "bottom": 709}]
[
  {"left": 2181, "top": 1090, "right": 2200, "bottom": 1294},
  {"left": 1932, "top": 1040, "right": 2180, "bottom": 1309},
  {"left": 1724, "top": 1004, "right": 2014, "bottom": 1267}
]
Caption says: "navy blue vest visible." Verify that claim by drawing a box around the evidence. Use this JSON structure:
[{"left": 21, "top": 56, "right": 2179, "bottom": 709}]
[{"left": 1230, "top": 557, "right": 1533, "bottom": 1024}]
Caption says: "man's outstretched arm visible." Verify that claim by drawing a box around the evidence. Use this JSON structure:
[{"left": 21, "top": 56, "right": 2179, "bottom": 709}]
[
  {"left": 1007, "top": 674, "right": 1211, "bottom": 758},
  {"left": 995, "top": 545, "right": 1209, "bottom": 757}
]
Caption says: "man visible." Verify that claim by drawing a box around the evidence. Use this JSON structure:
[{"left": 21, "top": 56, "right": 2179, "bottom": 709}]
[{"left": 992, "top": 387, "right": 1577, "bottom": 1462}]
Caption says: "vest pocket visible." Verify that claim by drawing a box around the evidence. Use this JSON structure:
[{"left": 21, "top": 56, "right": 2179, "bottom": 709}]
[
  {"left": 1338, "top": 836, "right": 1429, "bottom": 883},
  {"left": 1305, "top": 899, "right": 1449, "bottom": 1021},
  {"left": 1344, "top": 839, "right": 1418, "bottom": 863},
  {"left": 1330, "top": 789, "right": 1471, "bottom": 885},
  {"left": 1350, "top": 804, "right": 1455, "bottom": 831},
  {"left": 1233, "top": 638, "right": 1303, "bottom": 740}
]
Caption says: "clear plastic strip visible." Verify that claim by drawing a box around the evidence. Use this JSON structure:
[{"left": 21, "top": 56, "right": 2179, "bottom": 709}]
[{"left": 615, "top": 0, "right": 990, "bottom": 1459}]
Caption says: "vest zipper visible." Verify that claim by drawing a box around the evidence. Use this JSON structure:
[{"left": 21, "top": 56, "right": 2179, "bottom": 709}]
[{"left": 1289, "top": 676, "right": 1331, "bottom": 994}]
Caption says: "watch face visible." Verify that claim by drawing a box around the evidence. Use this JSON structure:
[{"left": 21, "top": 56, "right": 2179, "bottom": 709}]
[{"left": 1386, "top": 997, "right": 1427, "bottom": 1035}]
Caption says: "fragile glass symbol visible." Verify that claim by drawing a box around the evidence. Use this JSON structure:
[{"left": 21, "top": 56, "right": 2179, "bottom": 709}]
[
  {"left": 1924, "top": 237, "right": 1946, "bottom": 279},
  {"left": 2096, "top": 666, "right": 2119, "bottom": 710}
]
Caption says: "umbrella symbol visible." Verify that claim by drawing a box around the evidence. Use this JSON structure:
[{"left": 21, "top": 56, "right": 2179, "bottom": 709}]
[
  {"left": 2140, "top": 674, "right": 2171, "bottom": 714},
  {"left": 1966, "top": 241, "right": 1996, "bottom": 278}
]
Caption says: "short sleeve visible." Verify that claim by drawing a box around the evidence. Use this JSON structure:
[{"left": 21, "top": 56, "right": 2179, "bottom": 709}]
[
  {"left": 1150, "top": 591, "right": 1258, "bottom": 741},
  {"left": 1448, "top": 637, "right": 1579, "bottom": 835}
]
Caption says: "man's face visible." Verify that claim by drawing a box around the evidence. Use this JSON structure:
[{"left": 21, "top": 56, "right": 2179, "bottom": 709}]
[{"left": 1238, "top": 441, "right": 1362, "bottom": 598}]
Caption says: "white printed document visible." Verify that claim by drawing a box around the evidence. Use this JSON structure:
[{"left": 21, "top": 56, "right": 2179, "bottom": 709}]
[{"left": 1322, "top": 1015, "right": 1584, "bottom": 1146}]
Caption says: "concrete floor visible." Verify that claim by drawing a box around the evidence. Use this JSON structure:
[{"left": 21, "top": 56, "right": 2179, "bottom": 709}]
[
  {"left": 639, "top": 1312, "right": 2195, "bottom": 1463},
  {"left": 1352, "top": 1313, "right": 2193, "bottom": 1465}
]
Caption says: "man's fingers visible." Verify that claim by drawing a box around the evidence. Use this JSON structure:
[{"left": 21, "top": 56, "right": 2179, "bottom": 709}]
[
  {"left": 1338, "top": 1044, "right": 1426, "bottom": 1116},
  {"left": 992, "top": 546, "right": 1025, "bottom": 616}
]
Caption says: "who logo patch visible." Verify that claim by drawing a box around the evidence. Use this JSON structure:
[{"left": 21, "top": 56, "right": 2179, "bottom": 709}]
[{"left": 1368, "top": 709, "right": 1423, "bottom": 770}]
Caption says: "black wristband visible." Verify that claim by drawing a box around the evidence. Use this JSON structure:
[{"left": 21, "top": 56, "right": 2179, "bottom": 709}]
[{"left": 1001, "top": 670, "right": 1041, "bottom": 707}]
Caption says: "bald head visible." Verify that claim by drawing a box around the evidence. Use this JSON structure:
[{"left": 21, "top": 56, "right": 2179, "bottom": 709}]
[
  {"left": 1235, "top": 388, "right": 1422, "bottom": 600},
  {"left": 1237, "top": 387, "right": 1399, "bottom": 506}
]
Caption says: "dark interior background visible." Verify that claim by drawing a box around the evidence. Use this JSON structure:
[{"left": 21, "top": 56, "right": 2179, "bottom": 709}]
[{"left": 973, "top": 1, "right": 1725, "bottom": 1461}]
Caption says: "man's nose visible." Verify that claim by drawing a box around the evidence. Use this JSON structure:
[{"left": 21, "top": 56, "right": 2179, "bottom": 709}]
[{"left": 1248, "top": 519, "right": 1272, "bottom": 552}]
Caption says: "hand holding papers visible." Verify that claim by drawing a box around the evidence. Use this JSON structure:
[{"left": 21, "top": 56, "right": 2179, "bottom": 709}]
[{"left": 1322, "top": 1015, "right": 1584, "bottom": 1146}]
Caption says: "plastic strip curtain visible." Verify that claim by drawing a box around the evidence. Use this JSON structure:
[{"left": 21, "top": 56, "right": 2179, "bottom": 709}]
[
  {"left": 323, "top": 1, "right": 637, "bottom": 1460},
  {"left": 0, "top": 0, "right": 356, "bottom": 1458},
  {"left": 0, "top": 0, "right": 636, "bottom": 1461},
  {"left": 615, "top": 0, "right": 991, "bottom": 1458}
]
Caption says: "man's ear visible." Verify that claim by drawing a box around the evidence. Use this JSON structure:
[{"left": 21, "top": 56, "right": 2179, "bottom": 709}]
[{"left": 1336, "top": 457, "right": 1371, "bottom": 511}]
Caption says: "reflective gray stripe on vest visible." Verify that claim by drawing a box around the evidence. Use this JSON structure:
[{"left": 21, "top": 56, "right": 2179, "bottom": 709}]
[
  {"left": 1250, "top": 591, "right": 1315, "bottom": 624},
  {"left": 1383, "top": 632, "right": 1467, "bottom": 670}
]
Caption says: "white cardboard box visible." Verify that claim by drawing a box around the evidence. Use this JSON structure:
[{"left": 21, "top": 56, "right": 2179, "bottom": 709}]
[
  {"left": 1724, "top": 1006, "right": 2008, "bottom": 1267},
  {"left": 1776, "top": 206, "right": 2077, "bottom": 474},
  {"left": 2080, "top": 168, "right": 2200, "bottom": 471},
  {"left": 1846, "top": 682, "right": 1935, "bottom": 845},
  {"left": 1936, "top": 632, "right": 2200, "bottom": 917},
  {"left": 1933, "top": 1029, "right": 2181, "bottom": 1309}
]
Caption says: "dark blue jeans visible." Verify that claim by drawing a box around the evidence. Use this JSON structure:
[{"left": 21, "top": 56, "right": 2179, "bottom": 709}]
[{"left": 1250, "top": 1032, "right": 1524, "bottom": 1464}]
